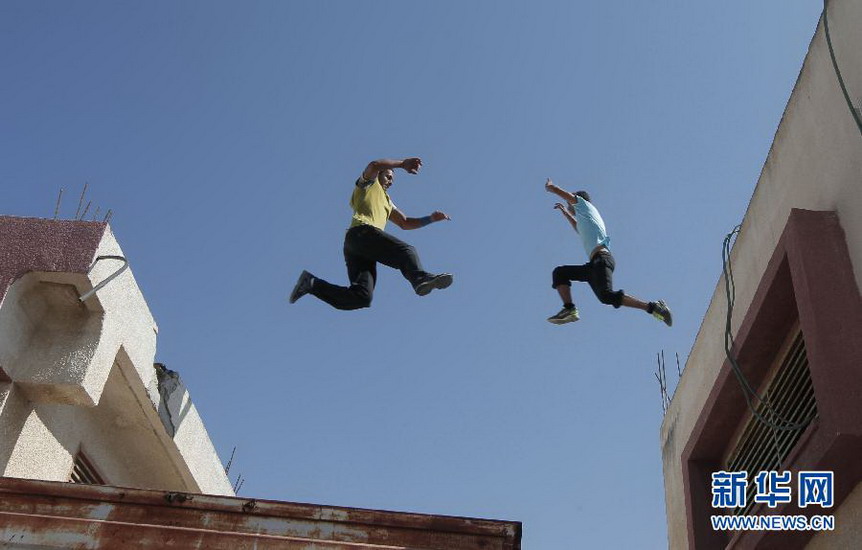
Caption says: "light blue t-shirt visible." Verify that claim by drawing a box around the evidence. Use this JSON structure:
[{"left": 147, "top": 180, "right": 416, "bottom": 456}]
[{"left": 569, "top": 198, "right": 610, "bottom": 258}]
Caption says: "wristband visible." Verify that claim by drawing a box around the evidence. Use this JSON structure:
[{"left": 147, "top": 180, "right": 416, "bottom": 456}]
[{"left": 417, "top": 215, "right": 434, "bottom": 227}]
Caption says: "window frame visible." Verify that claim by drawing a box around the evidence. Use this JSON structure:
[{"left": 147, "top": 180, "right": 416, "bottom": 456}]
[{"left": 681, "top": 209, "right": 862, "bottom": 549}]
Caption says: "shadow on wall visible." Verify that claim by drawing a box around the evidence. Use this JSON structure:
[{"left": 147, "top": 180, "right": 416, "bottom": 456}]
[
  {"left": 0, "top": 386, "right": 82, "bottom": 479},
  {"left": 0, "top": 383, "right": 33, "bottom": 474},
  {"left": 0, "top": 274, "right": 104, "bottom": 405},
  {"left": 154, "top": 363, "right": 194, "bottom": 439},
  {"left": 0, "top": 275, "right": 105, "bottom": 476}
]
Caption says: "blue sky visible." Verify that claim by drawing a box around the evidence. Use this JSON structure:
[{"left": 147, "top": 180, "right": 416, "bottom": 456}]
[{"left": 1, "top": 1, "right": 824, "bottom": 547}]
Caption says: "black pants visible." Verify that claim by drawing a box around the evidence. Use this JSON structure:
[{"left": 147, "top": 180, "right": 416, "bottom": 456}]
[
  {"left": 552, "top": 251, "right": 624, "bottom": 308},
  {"left": 310, "top": 224, "right": 429, "bottom": 310}
]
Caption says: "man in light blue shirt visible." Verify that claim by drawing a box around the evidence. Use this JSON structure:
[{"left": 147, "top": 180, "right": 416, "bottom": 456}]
[{"left": 544, "top": 178, "right": 672, "bottom": 326}]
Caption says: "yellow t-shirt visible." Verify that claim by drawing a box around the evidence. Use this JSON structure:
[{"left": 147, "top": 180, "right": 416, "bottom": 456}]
[{"left": 349, "top": 177, "right": 393, "bottom": 230}]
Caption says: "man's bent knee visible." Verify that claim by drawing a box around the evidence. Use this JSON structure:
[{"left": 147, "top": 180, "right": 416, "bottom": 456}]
[
  {"left": 353, "top": 289, "right": 373, "bottom": 309},
  {"left": 552, "top": 266, "right": 571, "bottom": 289},
  {"left": 597, "top": 289, "right": 624, "bottom": 308},
  {"left": 338, "top": 286, "right": 372, "bottom": 310}
]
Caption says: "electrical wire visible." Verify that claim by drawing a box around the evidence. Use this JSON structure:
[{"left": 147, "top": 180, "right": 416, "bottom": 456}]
[
  {"left": 79, "top": 255, "right": 129, "bottom": 303},
  {"left": 710, "top": 0, "right": 853, "bottom": 458},
  {"left": 722, "top": 225, "right": 815, "bottom": 432},
  {"left": 823, "top": 0, "right": 862, "bottom": 139}
]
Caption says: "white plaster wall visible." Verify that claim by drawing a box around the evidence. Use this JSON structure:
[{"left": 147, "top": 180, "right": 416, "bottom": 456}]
[
  {"left": 661, "top": 2, "right": 862, "bottom": 547},
  {"left": 4, "top": 405, "right": 73, "bottom": 482},
  {"left": 0, "top": 224, "right": 233, "bottom": 496},
  {"left": 0, "top": 361, "right": 217, "bottom": 492},
  {"left": 0, "top": 383, "right": 47, "bottom": 478},
  {"left": 80, "top": 226, "right": 160, "bottom": 408},
  {"left": 172, "top": 394, "right": 237, "bottom": 495},
  {"left": 0, "top": 274, "right": 104, "bottom": 405},
  {"left": 0, "top": 225, "right": 159, "bottom": 408},
  {"left": 69, "top": 227, "right": 232, "bottom": 495}
]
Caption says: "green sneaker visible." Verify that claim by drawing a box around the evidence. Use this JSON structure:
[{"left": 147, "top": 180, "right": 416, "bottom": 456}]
[
  {"left": 651, "top": 300, "right": 672, "bottom": 327},
  {"left": 547, "top": 306, "right": 580, "bottom": 324}
]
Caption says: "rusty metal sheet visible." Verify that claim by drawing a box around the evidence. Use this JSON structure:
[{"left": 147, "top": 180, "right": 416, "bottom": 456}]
[{"left": 0, "top": 477, "right": 521, "bottom": 550}]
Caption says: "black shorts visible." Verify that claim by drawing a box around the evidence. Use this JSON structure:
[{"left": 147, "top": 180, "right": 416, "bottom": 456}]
[{"left": 551, "top": 251, "right": 624, "bottom": 308}]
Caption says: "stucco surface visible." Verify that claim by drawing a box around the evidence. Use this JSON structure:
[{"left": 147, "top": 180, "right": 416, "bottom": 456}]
[
  {"left": 0, "top": 217, "right": 105, "bottom": 308},
  {"left": 0, "top": 218, "right": 107, "bottom": 405},
  {"left": 0, "top": 221, "right": 158, "bottom": 407},
  {"left": 660, "top": 2, "right": 862, "bottom": 547},
  {"left": 0, "top": 217, "right": 233, "bottom": 496}
]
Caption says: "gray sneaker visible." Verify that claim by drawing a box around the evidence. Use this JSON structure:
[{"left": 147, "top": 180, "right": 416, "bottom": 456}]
[
  {"left": 547, "top": 306, "right": 580, "bottom": 324},
  {"left": 289, "top": 270, "right": 314, "bottom": 303},
  {"left": 414, "top": 273, "right": 453, "bottom": 296},
  {"left": 651, "top": 300, "right": 672, "bottom": 327}
]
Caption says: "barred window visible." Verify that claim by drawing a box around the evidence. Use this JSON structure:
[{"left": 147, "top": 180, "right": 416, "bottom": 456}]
[
  {"left": 724, "top": 330, "right": 817, "bottom": 515},
  {"left": 69, "top": 450, "right": 105, "bottom": 485}
]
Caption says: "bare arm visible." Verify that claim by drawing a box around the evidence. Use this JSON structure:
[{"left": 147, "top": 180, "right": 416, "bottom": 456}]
[
  {"left": 554, "top": 203, "right": 578, "bottom": 232},
  {"left": 545, "top": 178, "right": 577, "bottom": 204},
  {"left": 361, "top": 158, "right": 422, "bottom": 182},
  {"left": 389, "top": 208, "right": 451, "bottom": 230}
]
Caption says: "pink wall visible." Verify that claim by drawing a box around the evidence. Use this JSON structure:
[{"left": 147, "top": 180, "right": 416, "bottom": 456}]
[{"left": 0, "top": 217, "right": 106, "bottom": 305}]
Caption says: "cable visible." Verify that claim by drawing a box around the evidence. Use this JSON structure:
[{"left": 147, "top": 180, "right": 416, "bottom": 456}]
[
  {"left": 79, "top": 255, "right": 129, "bottom": 302},
  {"left": 711, "top": 0, "right": 853, "bottom": 455},
  {"left": 823, "top": 0, "right": 862, "bottom": 140},
  {"left": 722, "top": 225, "right": 815, "bottom": 432}
]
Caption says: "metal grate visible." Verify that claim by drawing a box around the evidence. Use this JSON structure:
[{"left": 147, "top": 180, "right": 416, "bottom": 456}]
[
  {"left": 724, "top": 331, "right": 817, "bottom": 515},
  {"left": 69, "top": 451, "right": 105, "bottom": 485}
]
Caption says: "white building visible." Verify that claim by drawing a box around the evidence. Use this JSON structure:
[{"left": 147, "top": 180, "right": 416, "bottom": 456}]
[
  {"left": 0, "top": 216, "right": 521, "bottom": 549},
  {"left": 0, "top": 216, "right": 233, "bottom": 495},
  {"left": 660, "top": 1, "right": 862, "bottom": 548}
]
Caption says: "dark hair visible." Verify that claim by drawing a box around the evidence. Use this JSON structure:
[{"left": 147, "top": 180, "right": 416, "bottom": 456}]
[{"left": 575, "top": 190, "right": 591, "bottom": 203}]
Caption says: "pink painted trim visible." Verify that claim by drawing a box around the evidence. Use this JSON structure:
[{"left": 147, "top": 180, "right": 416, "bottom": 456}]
[
  {"left": 680, "top": 210, "right": 862, "bottom": 549},
  {"left": 0, "top": 217, "right": 106, "bottom": 306}
]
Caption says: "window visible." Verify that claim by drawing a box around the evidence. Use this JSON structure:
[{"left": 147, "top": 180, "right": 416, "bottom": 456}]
[
  {"left": 681, "top": 210, "right": 862, "bottom": 549},
  {"left": 69, "top": 450, "right": 105, "bottom": 485},
  {"left": 724, "top": 330, "right": 817, "bottom": 515}
]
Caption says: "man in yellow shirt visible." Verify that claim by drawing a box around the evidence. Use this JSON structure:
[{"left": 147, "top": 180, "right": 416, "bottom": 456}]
[{"left": 290, "top": 157, "right": 452, "bottom": 310}]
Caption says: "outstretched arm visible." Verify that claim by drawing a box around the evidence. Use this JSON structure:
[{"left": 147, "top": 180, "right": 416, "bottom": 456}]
[
  {"left": 554, "top": 203, "right": 578, "bottom": 233},
  {"left": 545, "top": 178, "right": 577, "bottom": 204},
  {"left": 389, "top": 208, "right": 451, "bottom": 230},
  {"left": 362, "top": 158, "right": 422, "bottom": 182}
]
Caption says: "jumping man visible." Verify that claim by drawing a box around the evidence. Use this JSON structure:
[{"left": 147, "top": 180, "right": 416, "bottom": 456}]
[
  {"left": 289, "top": 157, "right": 453, "bottom": 310},
  {"left": 544, "top": 178, "right": 672, "bottom": 326}
]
